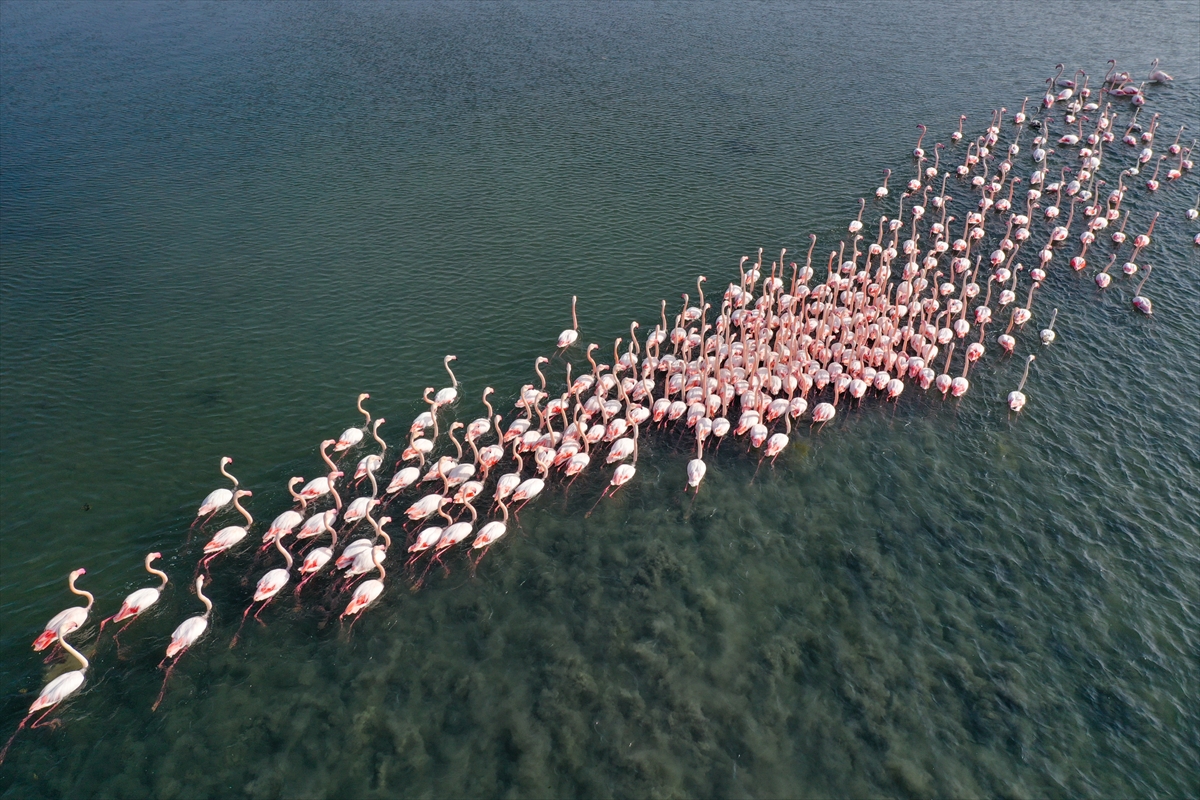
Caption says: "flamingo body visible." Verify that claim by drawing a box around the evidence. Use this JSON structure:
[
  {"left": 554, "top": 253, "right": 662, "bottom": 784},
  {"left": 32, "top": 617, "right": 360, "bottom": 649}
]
[{"left": 166, "top": 616, "right": 209, "bottom": 659}]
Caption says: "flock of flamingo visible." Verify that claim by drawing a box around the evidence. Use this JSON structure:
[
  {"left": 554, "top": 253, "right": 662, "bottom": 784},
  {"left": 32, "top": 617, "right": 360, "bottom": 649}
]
[{"left": 3, "top": 59, "right": 1195, "bottom": 765}]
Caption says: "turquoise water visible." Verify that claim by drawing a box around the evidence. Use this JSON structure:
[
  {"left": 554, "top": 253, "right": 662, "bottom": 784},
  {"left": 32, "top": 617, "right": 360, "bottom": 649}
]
[{"left": 2, "top": 2, "right": 1199, "bottom": 797}]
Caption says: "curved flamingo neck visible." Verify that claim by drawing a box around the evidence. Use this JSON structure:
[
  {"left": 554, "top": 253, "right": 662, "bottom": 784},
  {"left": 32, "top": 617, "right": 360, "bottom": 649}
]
[
  {"left": 444, "top": 356, "right": 458, "bottom": 389},
  {"left": 233, "top": 492, "right": 253, "bottom": 526},
  {"left": 195, "top": 578, "right": 213, "bottom": 617},
  {"left": 357, "top": 394, "right": 371, "bottom": 425},
  {"left": 328, "top": 474, "right": 342, "bottom": 509},
  {"left": 320, "top": 441, "right": 336, "bottom": 472},
  {"left": 58, "top": 635, "right": 89, "bottom": 672},
  {"left": 1018, "top": 356, "right": 1035, "bottom": 391},
  {"left": 274, "top": 534, "right": 293, "bottom": 570},
  {"left": 146, "top": 557, "right": 169, "bottom": 588},
  {"left": 68, "top": 571, "right": 95, "bottom": 609},
  {"left": 219, "top": 459, "right": 238, "bottom": 488}
]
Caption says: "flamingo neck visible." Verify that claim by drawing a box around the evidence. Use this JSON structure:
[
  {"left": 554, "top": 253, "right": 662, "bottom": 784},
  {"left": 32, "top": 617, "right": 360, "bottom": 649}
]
[
  {"left": 147, "top": 561, "right": 169, "bottom": 588},
  {"left": 234, "top": 494, "right": 253, "bottom": 526},
  {"left": 58, "top": 636, "right": 89, "bottom": 672},
  {"left": 69, "top": 573, "right": 95, "bottom": 609},
  {"left": 275, "top": 535, "right": 293, "bottom": 570},
  {"left": 194, "top": 577, "right": 213, "bottom": 616}
]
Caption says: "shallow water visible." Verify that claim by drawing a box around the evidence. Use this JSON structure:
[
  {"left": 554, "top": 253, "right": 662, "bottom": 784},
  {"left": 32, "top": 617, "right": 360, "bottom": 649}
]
[{"left": 2, "top": 2, "right": 1199, "bottom": 797}]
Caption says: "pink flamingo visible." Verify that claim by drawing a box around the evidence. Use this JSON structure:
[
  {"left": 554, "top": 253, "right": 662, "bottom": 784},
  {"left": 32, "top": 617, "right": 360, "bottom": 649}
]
[
  {"left": 198, "top": 489, "right": 254, "bottom": 571},
  {"left": 100, "top": 552, "right": 169, "bottom": 633},
  {"left": 1008, "top": 355, "right": 1036, "bottom": 412},
  {"left": 191, "top": 456, "right": 238, "bottom": 526},
  {"left": 333, "top": 393, "right": 371, "bottom": 452},
  {"left": 230, "top": 533, "right": 293, "bottom": 647},
  {"left": 587, "top": 424, "right": 638, "bottom": 516},
  {"left": 32, "top": 568, "right": 93, "bottom": 652},
  {"left": 152, "top": 576, "right": 212, "bottom": 711},
  {"left": 1, "top": 632, "right": 90, "bottom": 764},
  {"left": 1132, "top": 265, "right": 1153, "bottom": 314},
  {"left": 471, "top": 500, "right": 511, "bottom": 565},
  {"left": 342, "top": 549, "right": 386, "bottom": 620},
  {"left": 558, "top": 296, "right": 580, "bottom": 348}
]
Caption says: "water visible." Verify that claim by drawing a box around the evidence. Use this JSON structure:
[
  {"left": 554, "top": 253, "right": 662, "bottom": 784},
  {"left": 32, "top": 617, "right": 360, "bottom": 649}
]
[{"left": 2, "top": 2, "right": 1199, "bottom": 796}]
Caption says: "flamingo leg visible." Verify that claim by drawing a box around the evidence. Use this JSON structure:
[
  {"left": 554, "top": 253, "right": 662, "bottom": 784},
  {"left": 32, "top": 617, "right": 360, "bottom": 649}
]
[
  {"left": 0, "top": 713, "right": 32, "bottom": 765},
  {"left": 29, "top": 708, "right": 60, "bottom": 729},
  {"left": 230, "top": 602, "right": 256, "bottom": 648},
  {"left": 152, "top": 657, "right": 180, "bottom": 712},
  {"left": 253, "top": 594, "right": 279, "bottom": 624},
  {"left": 585, "top": 487, "right": 611, "bottom": 517}
]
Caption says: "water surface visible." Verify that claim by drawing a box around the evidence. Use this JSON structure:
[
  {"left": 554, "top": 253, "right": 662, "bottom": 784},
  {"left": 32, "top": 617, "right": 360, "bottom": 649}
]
[{"left": 2, "top": 2, "right": 1199, "bottom": 797}]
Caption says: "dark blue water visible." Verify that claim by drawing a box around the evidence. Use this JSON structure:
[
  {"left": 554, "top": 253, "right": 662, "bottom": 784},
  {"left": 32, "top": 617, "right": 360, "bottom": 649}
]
[{"left": 2, "top": 2, "right": 1198, "bottom": 796}]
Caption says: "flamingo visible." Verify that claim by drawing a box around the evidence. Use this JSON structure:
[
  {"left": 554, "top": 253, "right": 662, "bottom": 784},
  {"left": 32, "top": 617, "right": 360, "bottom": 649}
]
[
  {"left": 263, "top": 484, "right": 305, "bottom": 548},
  {"left": 875, "top": 169, "right": 891, "bottom": 199},
  {"left": 434, "top": 355, "right": 459, "bottom": 406},
  {"left": 952, "top": 114, "right": 965, "bottom": 143},
  {"left": 340, "top": 463, "right": 379, "bottom": 528},
  {"left": 1147, "top": 59, "right": 1173, "bottom": 84},
  {"left": 343, "top": 514, "right": 391, "bottom": 581},
  {"left": 471, "top": 499, "right": 510, "bottom": 562},
  {"left": 409, "top": 500, "right": 452, "bottom": 557},
  {"left": 230, "top": 533, "right": 293, "bottom": 646},
  {"left": 100, "top": 552, "right": 169, "bottom": 633},
  {"left": 1, "top": 632, "right": 90, "bottom": 764},
  {"left": 587, "top": 424, "right": 638, "bottom": 515},
  {"left": 342, "top": 548, "right": 386, "bottom": 619},
  {"left": 385, "top": 465, "right": 421, "bottom": 495},
  {"left": 558, "top": 296, "right": 580, "bottom": 348},
  {"left": 1040, "top": 309, "right": 1059, "bottom": 345},
  {"left": 405, "top": 492, "right": 447, "bottom": 522},
  {"left": 296, "top": 508, "right": 338, "bottom": 544},
  {"left": 763, "top": 415, "right": 791, "bottom": 465},
  {"left": 1132, "top": 265, "right": 1153, "bottom": 315},
  {"left": 299, "top": 442, "right": 340, "bottom": 499},
  {"left": 338, "top": 510, "right": 391, "bottom": 569},
  {"left": 1008, "top": 356, "right": 1036, "bottom": 412},
  {"left": 434, "top": 498, "right": 477, "bottom": 553},
  {"left": 192, "top": 456, "right": 238, "bottom": 525},
  {"left": 199, "top": 489, "right": 254, "bottom": 570},
  {"left": 353, "top": 419, "right": 387, "bottom": 482},
  {"left": 333, "top": 393, "right": 371, "bottom": 452},
  {"left": 152, "top": 576, "right": 213, "bottom": 711},
  {"left": 295, "top": 520, "right": 338, "bottom": 592},
  {"left": 32, "top": 568, "right": 94, "bottom": 651},
  {"left": 848, "top": 199, "right": 865, "bottom": 233},
  {"left": 685, "top": 436, "right": 707, "bottom": 492}
]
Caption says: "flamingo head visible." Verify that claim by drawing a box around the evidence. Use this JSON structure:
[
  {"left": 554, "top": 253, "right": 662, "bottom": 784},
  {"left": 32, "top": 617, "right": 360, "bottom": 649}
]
[
  {"left": 149, "top": 552, "right": 162, "bottom": 560},
  {"left": 72, "top": 568, "right": 86, "bottom": 578},
  {"left": 221, "top": 456, "right": 233, "bottom": 466}
]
